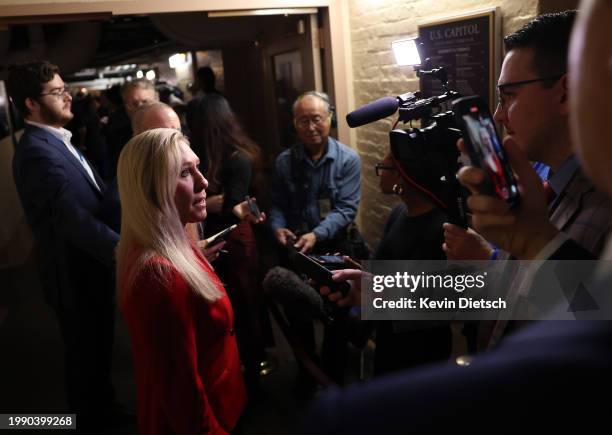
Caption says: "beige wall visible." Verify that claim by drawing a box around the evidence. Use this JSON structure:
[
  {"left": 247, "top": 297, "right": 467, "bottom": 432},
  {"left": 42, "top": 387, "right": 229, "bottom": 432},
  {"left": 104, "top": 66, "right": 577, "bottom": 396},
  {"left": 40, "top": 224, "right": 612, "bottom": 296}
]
[{"left": 347, "top": 0, "right": 541, "bottom": 251}]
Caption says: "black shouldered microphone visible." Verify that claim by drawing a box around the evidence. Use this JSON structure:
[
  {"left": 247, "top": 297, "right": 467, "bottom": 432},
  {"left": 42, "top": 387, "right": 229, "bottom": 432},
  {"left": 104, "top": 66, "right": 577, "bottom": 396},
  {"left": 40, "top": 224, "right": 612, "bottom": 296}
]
[
  {"left": 263, "top": 267, "right": 335, "bottom": 324},
  {"left": 346, "top": 96, "right": 399, "bottom": 128}
]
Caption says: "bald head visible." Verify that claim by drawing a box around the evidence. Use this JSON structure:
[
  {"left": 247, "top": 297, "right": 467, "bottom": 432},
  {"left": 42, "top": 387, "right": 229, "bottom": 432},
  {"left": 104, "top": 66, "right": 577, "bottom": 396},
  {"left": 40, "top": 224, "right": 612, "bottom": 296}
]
[{"left": 132, "top": 102, "right": 181, "bottom": 136}]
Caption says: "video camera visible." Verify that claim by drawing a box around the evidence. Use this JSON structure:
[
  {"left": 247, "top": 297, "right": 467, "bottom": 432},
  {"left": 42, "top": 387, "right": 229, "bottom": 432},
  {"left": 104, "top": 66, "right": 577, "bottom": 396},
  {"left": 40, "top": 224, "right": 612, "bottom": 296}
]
[{"left": 346, "top": 39, "right": 467, "bottom": 226}]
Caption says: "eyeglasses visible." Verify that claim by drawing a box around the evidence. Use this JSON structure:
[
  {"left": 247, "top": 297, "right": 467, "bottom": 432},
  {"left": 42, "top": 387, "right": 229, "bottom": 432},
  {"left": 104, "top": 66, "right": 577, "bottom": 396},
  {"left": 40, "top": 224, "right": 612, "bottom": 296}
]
[
  {"left": 497, "top": 74, "right": 564, "bottom": 109},
  {"left": 294, "top": 114, "right": 330, "bottom": 129},
  {"left": 375, "top": 163, "right": 397, "bottom": 176},
  {"left": 497, "top": 74, "right": 564, "bottom": 91},
  {"left": 39, "top": 86, "right": 71, "bottom": 99}
]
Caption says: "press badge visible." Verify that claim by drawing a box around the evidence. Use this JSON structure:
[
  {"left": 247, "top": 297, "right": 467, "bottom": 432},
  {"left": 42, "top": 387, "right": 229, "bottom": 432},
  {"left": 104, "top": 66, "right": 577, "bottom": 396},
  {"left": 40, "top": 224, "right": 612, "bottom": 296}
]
[{"left": 319, "top": 198, "right": 332, "bottom": 219}]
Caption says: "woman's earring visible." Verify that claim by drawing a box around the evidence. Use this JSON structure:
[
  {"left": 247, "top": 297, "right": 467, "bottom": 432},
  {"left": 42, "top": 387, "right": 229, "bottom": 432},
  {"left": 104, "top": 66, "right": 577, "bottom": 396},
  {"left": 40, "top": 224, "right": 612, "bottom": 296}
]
[{"left": 392, "top": 183, "right": 404, "bottom": 195}]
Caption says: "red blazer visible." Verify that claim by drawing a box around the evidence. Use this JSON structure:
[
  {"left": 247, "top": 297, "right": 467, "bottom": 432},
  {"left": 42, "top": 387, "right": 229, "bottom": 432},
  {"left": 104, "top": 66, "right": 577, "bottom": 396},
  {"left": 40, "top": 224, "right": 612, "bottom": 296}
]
[{"left": 121, "top": 251, "right": 247, "bottom": 435}]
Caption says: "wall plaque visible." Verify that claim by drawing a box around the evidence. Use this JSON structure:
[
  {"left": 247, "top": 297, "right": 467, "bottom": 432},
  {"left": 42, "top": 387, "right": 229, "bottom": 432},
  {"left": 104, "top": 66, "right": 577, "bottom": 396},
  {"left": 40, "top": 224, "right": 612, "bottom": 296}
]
[{"left": 418, "top": 9, "right": 501, "bottom": 111}]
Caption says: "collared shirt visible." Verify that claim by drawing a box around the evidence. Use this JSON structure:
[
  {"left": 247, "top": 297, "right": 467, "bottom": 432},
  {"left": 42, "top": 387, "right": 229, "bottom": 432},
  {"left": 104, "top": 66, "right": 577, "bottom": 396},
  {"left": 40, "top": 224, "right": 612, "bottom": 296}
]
[
  {"left": 548, "top": 154, "right": 579, "bottom": 198},
  {"left": 269, "top": 137, "right": 361, "bottom": 242},
  {"left": 532, "top": 161, "right": 550, "bottom": 181},
  {"left": 26, "top": 120, "right": 101, "bottom": 191}
]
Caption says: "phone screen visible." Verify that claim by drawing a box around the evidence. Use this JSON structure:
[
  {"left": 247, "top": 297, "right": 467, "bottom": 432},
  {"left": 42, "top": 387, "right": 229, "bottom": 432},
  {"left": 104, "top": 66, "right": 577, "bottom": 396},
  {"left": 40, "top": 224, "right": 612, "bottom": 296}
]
[
  {"left": 461, "top": 106, "right": 520, "bottom": 205},
  {"left": 204, "top": 224, "right": 237, "bottom": 246},
  {"left": 245, "top": 195, "right": 261, "bottom": 219},
  {"left": 311, "top": 255, "right": 345, "bottom": 265}
]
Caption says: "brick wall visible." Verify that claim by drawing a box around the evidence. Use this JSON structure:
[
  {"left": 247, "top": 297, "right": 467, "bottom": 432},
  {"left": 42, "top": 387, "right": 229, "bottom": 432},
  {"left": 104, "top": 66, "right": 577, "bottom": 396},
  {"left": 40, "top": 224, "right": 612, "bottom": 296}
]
[{"left": 348, "top": 0, "right": 540, "bottom": 252}]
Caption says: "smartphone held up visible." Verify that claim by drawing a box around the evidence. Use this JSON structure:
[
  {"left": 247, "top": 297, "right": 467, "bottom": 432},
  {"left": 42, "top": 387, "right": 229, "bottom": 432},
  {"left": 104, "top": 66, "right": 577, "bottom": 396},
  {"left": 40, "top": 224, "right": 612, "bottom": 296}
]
[
  {"left": 244, "top": 195, "right": 262, "bottom": 220},
  {"left": 452, "top": 96, "right": 520, "bottom": 207}
]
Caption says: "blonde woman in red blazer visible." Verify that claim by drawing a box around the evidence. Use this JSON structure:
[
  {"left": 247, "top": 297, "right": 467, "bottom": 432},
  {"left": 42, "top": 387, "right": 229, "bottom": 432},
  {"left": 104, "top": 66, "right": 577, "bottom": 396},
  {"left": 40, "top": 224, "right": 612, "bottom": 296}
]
[{"left": 116, "top": 128, "right": 246, "bottom": 435}]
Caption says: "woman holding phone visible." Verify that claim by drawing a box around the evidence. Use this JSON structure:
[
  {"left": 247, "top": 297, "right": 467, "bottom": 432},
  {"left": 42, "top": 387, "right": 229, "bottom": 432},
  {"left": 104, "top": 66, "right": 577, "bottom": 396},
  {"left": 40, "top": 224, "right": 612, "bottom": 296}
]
[{"left": 116, "top": 128, "right": 246, "bottom": 434}]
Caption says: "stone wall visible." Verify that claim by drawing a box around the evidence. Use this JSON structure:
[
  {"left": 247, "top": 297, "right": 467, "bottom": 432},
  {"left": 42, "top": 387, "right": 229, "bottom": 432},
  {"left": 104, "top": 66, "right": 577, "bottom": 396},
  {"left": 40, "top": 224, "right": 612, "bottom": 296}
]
[{"left": 347, "top": 0, "right": 540, "bottom": 252}]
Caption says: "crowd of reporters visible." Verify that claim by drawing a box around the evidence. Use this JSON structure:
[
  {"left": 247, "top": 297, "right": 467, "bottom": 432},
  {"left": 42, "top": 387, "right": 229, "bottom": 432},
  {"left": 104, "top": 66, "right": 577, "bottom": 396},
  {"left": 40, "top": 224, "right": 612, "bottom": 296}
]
[{"left": 6, "top": 1, "right": 612, "bottom": 433}]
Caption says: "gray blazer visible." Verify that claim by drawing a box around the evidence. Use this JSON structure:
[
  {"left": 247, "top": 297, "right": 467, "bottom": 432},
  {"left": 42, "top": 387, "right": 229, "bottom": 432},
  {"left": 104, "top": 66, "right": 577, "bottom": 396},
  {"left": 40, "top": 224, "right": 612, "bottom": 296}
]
[
  {"left": 485, "top": 168, "right": 612, "bottom": 349},
  {"left": 550, "top": 168, "right": 612, "bottom": 255}
]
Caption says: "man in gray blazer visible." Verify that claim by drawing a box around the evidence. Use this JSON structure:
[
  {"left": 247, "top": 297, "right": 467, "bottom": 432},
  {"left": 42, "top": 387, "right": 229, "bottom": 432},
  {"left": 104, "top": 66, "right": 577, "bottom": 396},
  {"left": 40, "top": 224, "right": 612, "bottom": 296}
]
[
  {"left": 443, "top": 11, "right": 612, "bottom": 348},
  {"left": 446, "top": 10, "right": 612, "bottom": 258}
]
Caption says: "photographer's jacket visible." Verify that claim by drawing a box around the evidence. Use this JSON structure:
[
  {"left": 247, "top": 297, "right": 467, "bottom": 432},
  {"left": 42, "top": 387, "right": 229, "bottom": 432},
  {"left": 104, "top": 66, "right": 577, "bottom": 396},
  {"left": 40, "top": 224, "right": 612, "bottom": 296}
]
[{"left": 270, "top": 137, "right": 361, "bottom": 242}]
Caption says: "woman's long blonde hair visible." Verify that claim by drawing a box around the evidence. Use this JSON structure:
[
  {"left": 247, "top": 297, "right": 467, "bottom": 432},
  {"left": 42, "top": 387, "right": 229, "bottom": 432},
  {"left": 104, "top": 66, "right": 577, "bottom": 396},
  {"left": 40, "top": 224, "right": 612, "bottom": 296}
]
[{"left": 116, "top": 128, "right": 221, "bottom": 302}]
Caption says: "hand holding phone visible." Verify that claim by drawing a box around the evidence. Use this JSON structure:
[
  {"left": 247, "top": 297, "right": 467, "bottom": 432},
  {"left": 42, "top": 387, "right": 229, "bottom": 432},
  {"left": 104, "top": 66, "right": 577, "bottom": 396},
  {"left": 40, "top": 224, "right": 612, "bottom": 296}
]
[
  {"left": 453, "top": 96, "right": 520, "bottom": 207},
  {"left": 233, "top": 196, "right": 266, "bottom": 224},
  {"left": 204, "top": 224, "right": 237, "bottom": 247},
  {"left": 308, "top": 255, "right": 348, "bottom": 271},
  {"left": 294, "top": 252, "right": 350, "bottom": 296},
  {"left": 199, "top": 240, "right": 226, "bottom": 262},
  {"left": 244, "top": 195, "right": 262, "bottom": 220}
]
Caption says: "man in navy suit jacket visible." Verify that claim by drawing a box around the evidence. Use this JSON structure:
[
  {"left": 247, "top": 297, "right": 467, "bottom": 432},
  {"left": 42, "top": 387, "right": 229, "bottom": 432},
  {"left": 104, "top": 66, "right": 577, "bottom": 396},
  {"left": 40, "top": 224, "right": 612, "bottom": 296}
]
[
  {"left": 8, "top": 61, "right": 120, "bottom": 425},
  {"left": 307, "top": 1, "right": 612, "bottom": 432}
]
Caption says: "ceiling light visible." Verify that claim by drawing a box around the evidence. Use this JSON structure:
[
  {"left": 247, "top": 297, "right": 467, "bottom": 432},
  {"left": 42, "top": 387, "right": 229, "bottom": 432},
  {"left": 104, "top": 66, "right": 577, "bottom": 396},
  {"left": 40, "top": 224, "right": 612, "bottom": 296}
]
[{"left": 169, "top": 53, "right": 187, "bottom": 69}]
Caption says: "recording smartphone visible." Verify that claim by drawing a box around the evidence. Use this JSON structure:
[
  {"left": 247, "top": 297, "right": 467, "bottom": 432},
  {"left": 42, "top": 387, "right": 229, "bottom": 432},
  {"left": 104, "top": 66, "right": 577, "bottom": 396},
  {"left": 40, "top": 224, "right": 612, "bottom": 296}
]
[
  {"left": 244, "top": 195, "right": 261, "bottom": 220},
  {"left": 308, "top": 255, "right": 347, "bottom": 271},
  {"left": 452, "top": 96, "right": 520, "bottom": 207},
  {"left": 294, "top": 252, "right": 350, "bottom": 296},
  {"left": 204, "top": 224, "right": 237, "bottom": 247}
]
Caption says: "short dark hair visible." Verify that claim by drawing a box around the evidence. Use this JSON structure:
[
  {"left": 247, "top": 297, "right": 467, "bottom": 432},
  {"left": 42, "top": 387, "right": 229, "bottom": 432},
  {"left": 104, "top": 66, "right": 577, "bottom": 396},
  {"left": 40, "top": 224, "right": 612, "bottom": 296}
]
[
  {"left": 6, "top": 60, "right": 60, "bottom": 117},
  {"left": 504, "top": 10, "right": 576, "bottom": 79}
]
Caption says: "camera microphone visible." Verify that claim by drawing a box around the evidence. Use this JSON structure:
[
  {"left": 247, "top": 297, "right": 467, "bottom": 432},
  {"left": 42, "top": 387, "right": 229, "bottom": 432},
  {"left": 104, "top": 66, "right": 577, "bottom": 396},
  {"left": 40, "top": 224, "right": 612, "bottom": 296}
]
[
  {"left": 263, "top": 267, "right": 336, "bottom": 324},
  {"left": 346, "top": 96, "right": 399, "bottom": 128}
]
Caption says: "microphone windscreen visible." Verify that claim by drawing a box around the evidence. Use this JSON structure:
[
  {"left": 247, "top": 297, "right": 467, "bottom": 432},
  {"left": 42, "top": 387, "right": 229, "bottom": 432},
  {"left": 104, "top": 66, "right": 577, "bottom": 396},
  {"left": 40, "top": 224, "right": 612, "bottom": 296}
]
[
  {"left": 263, "top": 267, "right": 325, "bottom": 319},
  {"left": 346, "top": 96, "right": 399, "bottom": 128}
]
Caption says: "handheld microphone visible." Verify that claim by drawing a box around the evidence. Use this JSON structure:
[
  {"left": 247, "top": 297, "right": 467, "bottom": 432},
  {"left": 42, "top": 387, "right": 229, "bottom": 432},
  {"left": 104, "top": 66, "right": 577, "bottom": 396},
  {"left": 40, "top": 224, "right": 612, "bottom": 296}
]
[
  {"left": 263, "top": 267, "right": 336, "bottom": 324},
  {"left": 346, "top": 96, "right": 399, "bottom": 128}
]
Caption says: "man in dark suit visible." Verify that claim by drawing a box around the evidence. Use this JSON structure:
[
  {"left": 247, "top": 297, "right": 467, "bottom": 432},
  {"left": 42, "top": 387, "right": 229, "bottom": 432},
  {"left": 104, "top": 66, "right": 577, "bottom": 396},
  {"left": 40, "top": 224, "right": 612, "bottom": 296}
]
[
  {"left": 307, "top": 1, "right": 612, "bottom": 431},
  {"left": 8, "top": 61, "right": 120, "bottom": 426}
]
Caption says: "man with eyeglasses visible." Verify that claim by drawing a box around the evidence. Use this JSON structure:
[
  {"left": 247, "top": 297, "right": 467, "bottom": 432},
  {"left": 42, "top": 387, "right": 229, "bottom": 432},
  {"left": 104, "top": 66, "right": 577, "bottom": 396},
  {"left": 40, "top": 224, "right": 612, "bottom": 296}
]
[
  {"left": 8, "top": 61, "right": 129, "bottom": 428},
  {"left": 449, "top": 10, "right": 612, "bottom": 257},
  {"left": 270, "top": 91, "right": 361, "bottom": 255},
  {"left": 269, "top": 91, "right": 361, "bottom": 392},
  {"left": 442, "top": 11, "right": 612, "bottom": 347}
]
